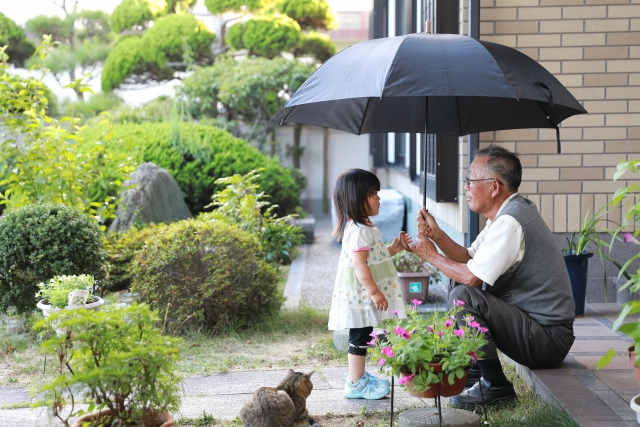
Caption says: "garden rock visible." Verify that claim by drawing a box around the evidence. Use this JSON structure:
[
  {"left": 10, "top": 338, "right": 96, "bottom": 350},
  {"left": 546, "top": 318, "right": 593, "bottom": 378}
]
[{"left": 110, "top": 163, "right": 191, "bottom": 232}]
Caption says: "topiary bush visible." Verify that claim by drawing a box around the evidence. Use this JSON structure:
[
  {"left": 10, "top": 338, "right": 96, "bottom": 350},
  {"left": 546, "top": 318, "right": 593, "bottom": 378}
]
[
  {"left": 80, "top": 122, "right": 301, "bottom": 216},
  {"left": 294, "top": 30, "right": 336, "bottom": 63},
  {"left": 0, "top": 204, "right": 106, "bottom": 314},
  {"left": 226, "top": 13, "right": 301, "bottom": 58},
  {"left": 110, "top": 0, "right": 166, "bottom": 33},
  {"left": 131, "top": 219, "right": 282, "bottom": 334},
  {"left": 103, "top": 225, "right": 160, "bottom": 293}
]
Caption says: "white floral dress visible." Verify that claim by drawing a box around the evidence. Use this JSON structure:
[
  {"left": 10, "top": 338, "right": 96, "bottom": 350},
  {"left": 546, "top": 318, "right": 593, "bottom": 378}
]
[{"left": 328, "top": 221, "right": 407, "bottom": 330}]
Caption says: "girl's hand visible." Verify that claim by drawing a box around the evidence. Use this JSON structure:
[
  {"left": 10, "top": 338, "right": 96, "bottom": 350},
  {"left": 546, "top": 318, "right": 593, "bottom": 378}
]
[
  {"left": 387, "top": 236, "right": 403, "bottom": 256},
  {"left": 370, "top": 291, "right": 388, "bottom": 311},
  {"left": 400, "top": 231, "right": 414, "bottom": 252}
]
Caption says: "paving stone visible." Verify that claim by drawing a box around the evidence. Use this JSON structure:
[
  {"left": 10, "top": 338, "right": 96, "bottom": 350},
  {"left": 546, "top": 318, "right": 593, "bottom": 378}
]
[
  {"left": 0, "top": 387, "right": 29, "bottom": 405},
  {"left": 596, "top": 370, "right": 640, "bottom": 392},
  {"left": 573, "top": 354, "right": 631, "bottom": 370},
  {"left": 573, "top": 325, "right": 618, "bottom": 337},
  {"left": 571, "top": 338, "right": 631, "bottom": 353},
  {"left": 398, "top": 407, "right": 481, "bottom": 427}
]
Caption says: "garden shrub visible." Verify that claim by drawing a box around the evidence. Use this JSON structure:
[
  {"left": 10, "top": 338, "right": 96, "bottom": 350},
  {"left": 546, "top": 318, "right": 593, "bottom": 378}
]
[
  {"left": 61, "top": 91, "right": 123, "bottom": 122},
  {"left": 226, "top": 13, "right": 301, "bottom": 58},
  {"left": 80, "top": 122, "right": 300, "bottom": 216},
  {"left": 276, "top": 0, "right": 336, "bottom": 31},
  {"left": 103, "top": 225, "right": 160, "bottom": 293},
  {"left": 131, "top": 219, "right": 282, "bottom": 334},
  {"left": 110, "top": 0, "right": 166, "bottom": 33},
  {"left": 0, "top": 12, "right": 35, "bottom": 67},
  {"left": 0, "top": 204, "right": 106, "bottom": 314},
  {"left": 294, "top": 30, "right": 336, "bottom": 63}
]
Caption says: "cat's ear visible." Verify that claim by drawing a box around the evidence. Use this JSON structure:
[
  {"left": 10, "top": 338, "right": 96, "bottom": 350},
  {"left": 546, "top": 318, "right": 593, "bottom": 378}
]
[{"left": 305, "top": 371, "right": 315, "bottom": 378}]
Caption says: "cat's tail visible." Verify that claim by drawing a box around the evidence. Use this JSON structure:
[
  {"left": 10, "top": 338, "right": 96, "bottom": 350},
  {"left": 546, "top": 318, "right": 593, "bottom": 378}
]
[{"left": 308, "top": 418, "right": 321, "bottom": 427}]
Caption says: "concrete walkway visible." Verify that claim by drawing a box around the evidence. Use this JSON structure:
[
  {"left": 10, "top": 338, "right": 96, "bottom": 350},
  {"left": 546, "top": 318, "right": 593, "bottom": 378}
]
[{"left": 506, "top": 303, "right": 640, "bottom": 427}]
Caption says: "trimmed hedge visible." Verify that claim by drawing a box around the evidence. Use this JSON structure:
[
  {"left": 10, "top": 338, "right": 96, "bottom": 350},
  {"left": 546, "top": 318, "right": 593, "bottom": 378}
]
[
  {"left": 80, "top": 122, "right": 300, "bottom": 216},
  {"left": 131, "top": 220, "right": 282, "bottom": 334},
  {"left": 0, "top": 204, "right": 106, "bottom": 314}
]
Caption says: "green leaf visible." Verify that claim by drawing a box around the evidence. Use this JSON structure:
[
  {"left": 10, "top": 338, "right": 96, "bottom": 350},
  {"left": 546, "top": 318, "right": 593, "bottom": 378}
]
[{"left": 597, "top": 348, "right": 617, "bottom": 370}]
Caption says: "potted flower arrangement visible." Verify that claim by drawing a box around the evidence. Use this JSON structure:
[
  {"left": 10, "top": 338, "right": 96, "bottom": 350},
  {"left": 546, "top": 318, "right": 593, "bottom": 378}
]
[
  {"left": 34, "top": 303, "right": 182, "bottom": 427},
  {"left": 370, "top": 300, "right": 488, "bottom": 398},
  {"left": 392, "top": 251, "right": 439, "bottom": 303},
  {"left": 561, "top": 206, "right": 624, "bottom": 317},
  {"left": 36, "top": 275, "right": 105, "bottom": 336}
]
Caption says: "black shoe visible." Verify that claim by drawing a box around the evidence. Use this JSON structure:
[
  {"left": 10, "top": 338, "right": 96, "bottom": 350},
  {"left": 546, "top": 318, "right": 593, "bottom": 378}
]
[
  {"left": 449, "top": 377, "right": 517, "bottom": 410},
  {"left": 465, "top": 367, "right": 480, "bottom": 388}
]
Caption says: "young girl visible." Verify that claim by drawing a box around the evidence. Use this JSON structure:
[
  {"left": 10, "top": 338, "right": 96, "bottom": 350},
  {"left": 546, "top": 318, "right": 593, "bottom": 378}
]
[{"left": 328, "top": 168, "right": 407, "bottom": 400}]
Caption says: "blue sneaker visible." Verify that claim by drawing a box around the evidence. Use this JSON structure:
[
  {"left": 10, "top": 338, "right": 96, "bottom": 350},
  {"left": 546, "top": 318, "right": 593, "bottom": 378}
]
[
  {"left": 343, "top": 373, "right": 390, "bottom": 399},
  {"left": 364, "top": 371, "right": 391, "bottom": 387}
]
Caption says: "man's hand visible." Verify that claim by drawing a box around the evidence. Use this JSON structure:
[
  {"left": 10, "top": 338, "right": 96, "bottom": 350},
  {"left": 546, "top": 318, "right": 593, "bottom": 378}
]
[
  {"left": 409, "top": 234, "right": 438, "bottom": 263},
  {"left": 370, "top": 291, "right": 388, "bottom": 311},
  {"left": 417, "top": 208, "right": 440, "bottom": 239}
]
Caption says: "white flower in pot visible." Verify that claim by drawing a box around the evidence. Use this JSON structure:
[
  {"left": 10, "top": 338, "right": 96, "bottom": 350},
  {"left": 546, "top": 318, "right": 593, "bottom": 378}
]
[{"left": 36, "top": 275, "right": 104, "bottom": 334}]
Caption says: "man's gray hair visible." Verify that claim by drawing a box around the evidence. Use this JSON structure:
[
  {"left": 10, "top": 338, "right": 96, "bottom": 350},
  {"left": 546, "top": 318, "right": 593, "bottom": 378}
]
[{"left": 474, "top": 144, "right": 522, "bottom": 192}]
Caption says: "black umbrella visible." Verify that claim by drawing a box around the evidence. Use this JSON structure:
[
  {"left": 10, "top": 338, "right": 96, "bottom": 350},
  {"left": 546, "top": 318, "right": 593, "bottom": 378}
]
[{"left": 282, "top": 33, "right": 587, "bottom": 205}]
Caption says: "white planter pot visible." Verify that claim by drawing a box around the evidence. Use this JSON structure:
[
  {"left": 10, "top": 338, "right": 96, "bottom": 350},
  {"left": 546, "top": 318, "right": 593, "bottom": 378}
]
[
  {"left": 37, "top": 297, "right": 105, "bottom": 336},
  {"left": 630, "top": 394, "right": 640, "bottom": 424}
]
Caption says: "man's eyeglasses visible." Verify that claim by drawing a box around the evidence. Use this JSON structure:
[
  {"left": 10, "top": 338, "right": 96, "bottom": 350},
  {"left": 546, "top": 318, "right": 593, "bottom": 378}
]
[{"left": 465, "top": 176, "right": 504, "bottom": 187}]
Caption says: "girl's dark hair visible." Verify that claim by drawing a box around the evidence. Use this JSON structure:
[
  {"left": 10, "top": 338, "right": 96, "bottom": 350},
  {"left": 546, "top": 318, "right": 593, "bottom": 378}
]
[{"left": 333, "top": 168, "right": 380, "bottom": 241}]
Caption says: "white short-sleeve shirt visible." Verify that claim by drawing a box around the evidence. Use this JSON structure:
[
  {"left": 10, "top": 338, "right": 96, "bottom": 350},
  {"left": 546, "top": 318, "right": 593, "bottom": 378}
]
[{"left": 466, "top": 193, "right": 525, "bottom": 286}]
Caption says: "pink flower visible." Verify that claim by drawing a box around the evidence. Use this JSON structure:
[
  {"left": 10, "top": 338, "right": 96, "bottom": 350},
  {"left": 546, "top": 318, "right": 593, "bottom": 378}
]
[
  {"left": 398, "top": 373, "right": 414, "bottom": 385},
  {"left": 453, "top": 328, "right": 465, "bottom": 336},
  {"left": 378, "top": 358, "right": 386, "bottom": 366},
  {"left": 444, "top": 319, "right": 453, "bottom": 329},
  {"left": 427, "top": 324, "right": 434, "bottom": 333},
  {"left": 392, "top": 309, "right": 398, "bottom": 318},
  {"left": 468, "top": 321, "right": 481, "bottom": 328},
  {"left": 411, "top": 299, "right": 423, "bottom": 306},
  {"left": 465, "top": 315, "right": 474, "bottom": 322},
  {"left": 394, "top": 327, "right": 411, "bottom": 340},
  {"left": 367, "top": 338, "right": 376, "bottom": 346},
  {"left": 467, "top": 351, "right": 477, "bottom": 362},
  {"left": 382, "top": 346, "right": 394, "bottom": 357},
  {"left": 478, "top": 326, "right": 489, "bottom": 333},
  {"left": 455, "top": 300, "right": 465, "bottom": 307},
  {"left": 369, "top": 331, "right": 378, "bottom": 338},
  {"left": 624, "top": 232, "right": 640, "bottom": 245},
  {"left": 412, "top": 329, "right": 417, "bottom": 334},
  {"left": 437, "top": 331, "right": 443, "bottom": 338}
]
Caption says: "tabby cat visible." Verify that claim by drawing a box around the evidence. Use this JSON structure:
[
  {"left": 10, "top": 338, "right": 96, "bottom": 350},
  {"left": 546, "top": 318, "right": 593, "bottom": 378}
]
[{"left": 239, "top": 370, "right": 315, "bottom": 427}]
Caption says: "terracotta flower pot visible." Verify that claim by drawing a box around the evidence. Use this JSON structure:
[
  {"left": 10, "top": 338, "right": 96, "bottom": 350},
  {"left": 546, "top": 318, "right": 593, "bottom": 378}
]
[
  {"left": 629, "top": 345, "right": 640, "bottom": 388},
  {"left": 397, "top": 270, "right": 432, "bottom": 303},
  {"left": 70, "top": 408, "right": 174, "bottom": 427},
  {"left": 400, "top": 363, "right": 470, "bottom": 398}
]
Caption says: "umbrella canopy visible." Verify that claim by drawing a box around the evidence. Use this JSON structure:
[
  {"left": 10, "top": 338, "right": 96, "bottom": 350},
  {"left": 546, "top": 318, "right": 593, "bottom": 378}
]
[{"left": 282, "top": 33, "right": 587, "bottom": 150}]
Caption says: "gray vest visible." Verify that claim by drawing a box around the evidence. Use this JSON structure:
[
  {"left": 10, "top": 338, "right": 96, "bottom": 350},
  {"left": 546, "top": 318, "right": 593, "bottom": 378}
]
[{"left": 486, "top": 195, "right": 575, "bottom": 325}]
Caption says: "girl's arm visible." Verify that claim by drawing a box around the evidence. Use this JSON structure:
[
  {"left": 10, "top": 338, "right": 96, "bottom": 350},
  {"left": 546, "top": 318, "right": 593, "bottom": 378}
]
[{"left": 351, "top": 251, "right": 388, "bottom": 310}]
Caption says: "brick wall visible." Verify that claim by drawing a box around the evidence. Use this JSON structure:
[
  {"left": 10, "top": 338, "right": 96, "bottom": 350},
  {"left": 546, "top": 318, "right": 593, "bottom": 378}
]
[{"left": 477, "top": 0, "right": 640, "bottom": 233}]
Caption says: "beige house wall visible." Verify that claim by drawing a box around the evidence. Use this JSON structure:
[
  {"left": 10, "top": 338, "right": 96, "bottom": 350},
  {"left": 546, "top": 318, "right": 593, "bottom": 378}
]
[{"left": 477, "top": 0, "right": 640, "bottom": 233}]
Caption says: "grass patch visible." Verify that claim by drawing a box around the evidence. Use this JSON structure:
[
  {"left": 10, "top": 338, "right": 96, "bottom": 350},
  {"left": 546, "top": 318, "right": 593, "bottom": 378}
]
[{"left": 0, "top": 401, "right": 32, "bottom": 409}]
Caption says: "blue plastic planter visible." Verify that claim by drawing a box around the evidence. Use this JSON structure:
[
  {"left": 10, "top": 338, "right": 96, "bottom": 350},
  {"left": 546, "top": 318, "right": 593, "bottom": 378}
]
[{"left": 563, "top": 252, "right": 594, "bottom": 317}]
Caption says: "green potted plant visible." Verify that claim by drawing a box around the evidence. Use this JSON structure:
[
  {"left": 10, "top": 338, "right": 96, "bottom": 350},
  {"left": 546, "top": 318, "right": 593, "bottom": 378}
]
[
  {"left": 392, "top": 251, "right": 438, "bottom": 303},
  {"left": 36, "top": 274, "right": 104, "bottom": 320},
  {"left": 34, "top": 303, "right": 182, "bottom": 427},
  {"left": 598, "top": 160, "right": 640, "bottom": 389},
  {"left": 370, "top": 300, "right": 488, "bottom": 398},
  {"left": 561, "top": 206, "right": 622, "bottom": 317}
]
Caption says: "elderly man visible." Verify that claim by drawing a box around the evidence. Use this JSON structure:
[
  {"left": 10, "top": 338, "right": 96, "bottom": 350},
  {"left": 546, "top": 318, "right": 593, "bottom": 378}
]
[{"left": 408, "top": 144, "right": 575, "bottom": 410}]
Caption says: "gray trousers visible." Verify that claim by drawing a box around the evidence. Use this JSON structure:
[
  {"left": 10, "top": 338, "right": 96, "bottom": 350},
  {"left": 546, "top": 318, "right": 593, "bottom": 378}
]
[{"left": 449, "top": 282, "right": 575, "bottom": 369}]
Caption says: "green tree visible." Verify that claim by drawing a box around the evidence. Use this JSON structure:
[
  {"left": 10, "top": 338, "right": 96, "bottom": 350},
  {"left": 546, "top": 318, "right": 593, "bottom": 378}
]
[
  {"left": 0, "top": 12, "right": 35, "bottom": 67},
  {"left": 294, "top": 30, "right": 335, "bottom": 62},
  {"left": 0, "top": 38, "right": 136, "bottom": 227},
  {"left": 110, "top": 0, "right": 168, "bottom": 33},
  {"left": 101, "top": 13, "right": 216, "bottom": 90},
  {"left": 25, "top": 6, "right": 115, "bottom": 100},
  {"left": 276, "top": 0, "right": 336, "bottom": 30},
  {"left": 226, "top": 13, "right": 301, "bottom": 58},
  {"left": 178, "top": 55, "right": 314, "bottom": 150}
]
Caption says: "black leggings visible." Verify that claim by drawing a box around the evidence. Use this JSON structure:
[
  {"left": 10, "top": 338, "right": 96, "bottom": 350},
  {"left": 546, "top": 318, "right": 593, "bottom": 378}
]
[{"left": 348, "top": 326, "right": 373, "bottom": 356}]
